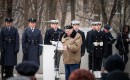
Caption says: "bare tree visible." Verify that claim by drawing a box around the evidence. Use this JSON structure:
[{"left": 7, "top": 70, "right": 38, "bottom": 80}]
[
  {"left": 7, "top": 0, "right": 13, "bottom": 17},
  {"left": 70, "top": 0, "right": 75, "bottom": 20},
  {"left": 61, "top": 0, "right": 69, "bottom": 28}
]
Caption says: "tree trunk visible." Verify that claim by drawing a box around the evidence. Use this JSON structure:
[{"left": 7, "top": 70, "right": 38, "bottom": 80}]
[
  {"left": 23, "top": 0, "right": 29, "bottom": 28},
  {"left": 108, "top": 0, "right": 118, "bottom": 25},
  {"left": 100, "top": 0, "right": 107, "bottom": 24},
  {"left": 7, "top": 0, "right": 13, "bottom": 18},
  {"left": 70, "top": 0, "right": 75, "bottom": 20},
  {"left": 61, "top": 0, "right": 69, "bottom": 28},
  {"left": 83, "top": 0, "right": 88, "bottom": 13}
]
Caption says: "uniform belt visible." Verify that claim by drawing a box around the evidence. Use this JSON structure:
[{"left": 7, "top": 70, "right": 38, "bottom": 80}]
[
  {"left": 4, "top": 39, "right": 15, "bottom": 43},
  {"left": 27, "top": 39, "right": 38, "bottom": 44},
  {"left": 93, "top": 42, "right": 103, "bottom": 46}
]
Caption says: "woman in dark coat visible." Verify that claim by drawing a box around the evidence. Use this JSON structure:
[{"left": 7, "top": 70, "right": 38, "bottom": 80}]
[{"left": 116, "top": 25, "right": 130, "bottom": 65}]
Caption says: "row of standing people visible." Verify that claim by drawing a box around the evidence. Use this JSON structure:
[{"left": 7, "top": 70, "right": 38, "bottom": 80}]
[
  {"left": 0, "top": 17, "right": 129, "bottom": 80},
  {"left": 86, "top": 21, "right": 130, "bottom": 78},
  {"left": 0, "top": 18, "right": 43, "bottom": 80},
  {"left": 44, "top": 19, "right": 130, "bottom": 80}
]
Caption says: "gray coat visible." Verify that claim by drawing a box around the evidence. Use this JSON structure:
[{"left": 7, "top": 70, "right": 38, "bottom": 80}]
[
  {"left": 22, "top": 28, "right": 43, "bottom": 65},
  {"left": 0, "top": 27, "right": 19, "bottom": 66}
]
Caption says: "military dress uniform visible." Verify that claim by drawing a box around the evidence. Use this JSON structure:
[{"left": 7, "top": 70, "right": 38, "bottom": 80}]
[
  {"left": 44, "top": 20, "right": 64, "bottom": 71},
  {"left": 71, "top": 20, "right": 85, "bottom": 57},
  {"left": 22, "top": 18, "right": 43, "bottom": 65},
  {"left": 0, "top": 18, "right": 19, "bottom": 79},
  {"left": 71, "top": 20, "right": 85, "bottom": 68},
  {"left": 44, "top": 28, "right": 64, "bottom": 44},
  {"left": 88, "top": 28, "right": 106, "bottom": 71},
  {"left": 44, "top": 20, "right": 64, "bottom": 45},
  {"left": 86, "top": 21, "right": 99, "bottom": 70},
  {"left": 86, "top": 29, "right": 95, "bottom": 70}
]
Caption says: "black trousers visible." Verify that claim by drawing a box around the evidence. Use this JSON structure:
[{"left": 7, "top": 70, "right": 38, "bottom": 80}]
[
  {"left": 4, "top": 66, "right": 14, "bottom": 78},
  {"left": 88, "top": 54, "right": 92, "bottom": 70}
]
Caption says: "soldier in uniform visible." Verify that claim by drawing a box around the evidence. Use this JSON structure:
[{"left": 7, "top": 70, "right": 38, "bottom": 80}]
[
  {"left": 44, "top": 20, "right": 64, "bottom": 72},
  {"left": 88, "top": 21, "right": 106, "bottom": 78},
  {"left": 0, "top": 18, "right": 19, "bottom": 79},
  {"left": 44, "top": 20, "right": 64, "bottom": 45},
  {"left": 85, "top": 21, "right": 96, "bottom": 71},
  {"left": 71, "top": 20, "right": 85, "bottom": 68},
  {"left": 22, "top": 18, "right": 43, "bottom": 66}
]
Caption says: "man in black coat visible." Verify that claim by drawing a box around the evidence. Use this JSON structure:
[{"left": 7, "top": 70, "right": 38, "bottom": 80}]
[
  {"left": 22, "top": 18, "right": 43, "bottom": 66},
  {"left": 71, "top": 20, "right": 85, "bottom": 68},
  {"left": 44, "top": 20, "right": 64, "bottom": 45},
  {"left": 88, "top": 21, "right": 106, "bottom": 78},
  {"left": 0, "top": 18, "right": 19, "bottom": 79},
  {"left": 44, "top": 20, "right": 64, "bottom": 71},
  {"left": 103, "top": 24, "right": 115, "bottom": 59},
  {"left": 85, "top": 21, "right": 96, "bottom": 70}
]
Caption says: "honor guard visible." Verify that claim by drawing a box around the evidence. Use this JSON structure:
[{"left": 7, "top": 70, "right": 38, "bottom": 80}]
[
  {"left": 88, "top": 21, "right": 105, "bottom": 78},
  {"left": 0, "top": 18, "right": 19, "bottom": 79},
  {"left": 22, "top": 18, "right": 43, "bottom": 66},
  {"left": 44, "top": 20, "right": 64, "bottom": 45},
  {"left": 85, "top": 21, "right": 96, "bottom": 71},
  {"left": 71, "top": 20, "right": 85, "bottom": 68}
]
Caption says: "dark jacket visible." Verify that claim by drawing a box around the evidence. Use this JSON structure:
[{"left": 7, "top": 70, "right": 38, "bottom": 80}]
[
  {"left": 116, "top": 32, "right": 129, "bottom": 55},
  {"left": 88, "top": 30, "right": 106, "bottom": 58},
  {"left": 77, "top": 30, "right": 85, "bottom": 57},
  {"left": 44, "top": 28, "right": 64, "bottom": 45},
  {"left": 22, "top": 28, "right": 43, "bottom": 65},
  {"left": 86, "top": 30, "right": 94, "bottom": 54},
  {"left": 103, "top": 31, "right": 115, "bottom": 58},
  {"left": 0, "top": 27, "right": 19, "bottom": 66}
]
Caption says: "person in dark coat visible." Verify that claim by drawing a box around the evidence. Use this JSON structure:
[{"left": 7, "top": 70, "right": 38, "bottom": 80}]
[
  {"left": 103, "top": 24, "right": 116, "bottom": 59},
  {"left": 105, "top": 70, "right": 130, "bottom": 80},
  {"left": 44, "top": 20, "right": 64, "bottom": 71},
  {"left": 22, "top": 18, "right": 43, "bottom": 66},
  {"left": 88, "top": 21, "right": 106, "bottom": 78},
  {"left": 71, "top": 20, "right": 85, "bottom": 68},
  {"left": 0, "top": 18, "right": 19, "bottom": 79},
  {"left": 115, "top": 25, "right": 130, "bottom": 65},
  {"left": 85, "top": 21, "right": 96, "bottom": 71},
  {"left": 101, "top": 54, "right": 125, "bottom": 80},
  {"left": 44, "top": 20, "right": 64, "bottom": 45}
]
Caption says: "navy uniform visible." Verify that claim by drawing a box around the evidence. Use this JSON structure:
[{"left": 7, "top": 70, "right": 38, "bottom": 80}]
[
  {"left": 88, "top": 21, "right": 106, "bottom": 73},
  {"left": 85, "top": 21, "right": 96, "bottom": 70},
  {"left": 44, "top": 20, "right": 64, "bottom": 71},
  {"left": 22, "top": 18, "right": 43, "bottom": 65},
  {"left": 71, "top": 20, "right": 85, "bottom": 68},
  {"left": 71, "top": 20, "right": 85, "bottom": 57},
  {"left": 0, "top": 18, "right": 19, "bottom": 79},
  {"left": 44, "top": 20, "right": 64, "bottom": 45}
]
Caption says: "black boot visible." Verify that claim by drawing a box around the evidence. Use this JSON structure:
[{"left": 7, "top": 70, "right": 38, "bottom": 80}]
[{"left": 8, "top": 66, "right": 14, "bottom": 78}]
